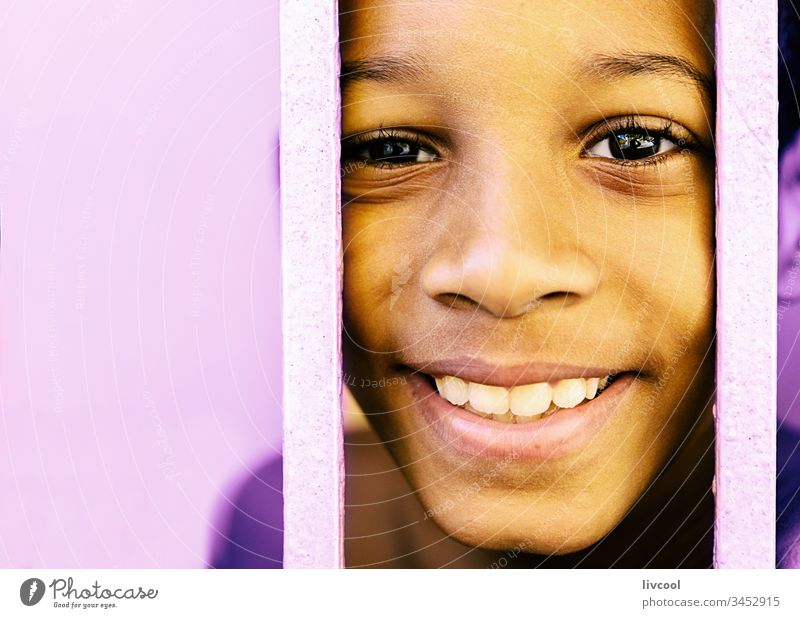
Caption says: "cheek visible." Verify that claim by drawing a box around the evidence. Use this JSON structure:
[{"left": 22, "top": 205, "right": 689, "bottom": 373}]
[
  {"left": 342, "top": 208, "right": 427, "bottom": 350},
  {"left": 628, "top": 200, "right": 716, "bottom": 397},
  {"left": 645, "top": 198, "right": 715, "bottom": 338},
  {"left": 588, "top": 176, "right": 715, "bottom": 375},
  {"left": 606, "top": 167, "right": 714, "bottom": 310}
]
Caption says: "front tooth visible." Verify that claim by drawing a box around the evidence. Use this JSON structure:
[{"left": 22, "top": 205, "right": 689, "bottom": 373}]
[
  {"left": 551, "top": 378, "right": 587, "bottom": 408},
  {"left": 509, "top": 382, "right": 552, "bottom": 416},
  {"left": 438, "top": 375, "right": 470, "bottom": 405},
  {"left": 469, "top": 383, "right": 509, "bottom": 415},
  {"left": 585, "top": 377, "right": 600, "bottom": 400}
]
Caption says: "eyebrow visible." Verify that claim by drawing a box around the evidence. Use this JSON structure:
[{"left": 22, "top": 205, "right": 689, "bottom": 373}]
[
  {"left": 340, "top": 55, "right": 428, "bottom": 92},
  {"left": 340, "top": 52, "right": 714, "bottom": 100},
  {"left": 581, "top": 52, "right": 714, "bottom": 100}
]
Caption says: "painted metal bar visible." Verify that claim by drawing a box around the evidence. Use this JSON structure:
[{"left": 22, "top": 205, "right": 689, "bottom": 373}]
[
  {"left": 280, "top": 0, "right": 344, "bottom": 568},
  {"left": 714, "top": 0, "right": 777, "bottom": 567}
]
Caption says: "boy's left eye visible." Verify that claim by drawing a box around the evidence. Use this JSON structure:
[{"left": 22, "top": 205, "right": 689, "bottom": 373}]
[{"left": 586, "top": 131, "right": 679, "bottom": 161}]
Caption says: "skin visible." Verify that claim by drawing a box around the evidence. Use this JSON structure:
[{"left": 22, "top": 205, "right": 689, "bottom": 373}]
[{"left": 339, "top": 0, "right": 716, "bottom": 567}]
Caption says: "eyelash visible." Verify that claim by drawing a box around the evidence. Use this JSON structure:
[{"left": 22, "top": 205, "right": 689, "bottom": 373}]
[
  {"left": 582, "top": 115, "right": 697, "bottom": 168},
  {"left": 341, "top": 117, "right": 699, "bottom": 171},
  {"left": 341, "top": 127, "right": 441, "bottom": 170}
]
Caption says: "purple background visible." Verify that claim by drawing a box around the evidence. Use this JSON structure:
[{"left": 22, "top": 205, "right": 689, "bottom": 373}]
[
  {"left": 779, "top": 135, "right": 800, "bottom": 433},
  {"left": 0, "top": 1, "right": 799, "bottom": 568},
  {"left": 0, "top": 0, "right": 282, "bottom": 567}
]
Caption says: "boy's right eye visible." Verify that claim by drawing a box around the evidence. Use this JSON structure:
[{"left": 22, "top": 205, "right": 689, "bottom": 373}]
[{"left": 342, "top": 130, "right": 440, "bottom": 168}]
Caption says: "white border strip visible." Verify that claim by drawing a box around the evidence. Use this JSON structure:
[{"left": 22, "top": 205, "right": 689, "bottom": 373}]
[
  {"left": 714, "top": 0, "right": 777, "bottom": 567},
  {"left": 280, "top": 0, "right": 344, "bottom": 568}
]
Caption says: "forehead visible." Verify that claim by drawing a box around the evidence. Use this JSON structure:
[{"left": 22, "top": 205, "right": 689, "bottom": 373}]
[{"left": 340, "top": 0, "right": 714, "bottom": 78}]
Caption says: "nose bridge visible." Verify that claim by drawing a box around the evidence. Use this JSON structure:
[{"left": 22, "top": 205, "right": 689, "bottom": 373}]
[
  {"left": 467, "top": 182, "right": 555, "bottom": 315},
  {"left": 493, "top": 166, "right": 554, "bottom": 247},
  {"left": 421, "top": 158, "right": 597, "bottom": 318},
  {"left": 467, "top": 156, "right": 554, "bottom": 258}
]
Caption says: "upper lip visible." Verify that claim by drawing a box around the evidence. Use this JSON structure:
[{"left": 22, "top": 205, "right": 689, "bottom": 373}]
[{"left": 400, "top": 357, "right": 629, "bottom": 388}]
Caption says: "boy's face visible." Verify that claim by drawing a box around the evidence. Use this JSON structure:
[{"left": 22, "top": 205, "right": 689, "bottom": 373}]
[{"left": 340, "top": 0, "right": 715, "bottom": 554}]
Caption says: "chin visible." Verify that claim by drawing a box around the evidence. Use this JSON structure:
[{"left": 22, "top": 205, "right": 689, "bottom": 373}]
[
  {"left": 418, "top": 489, "right": 623, "bottom": 557},
  {"left": 433, "top": 515, "right": 615, "bottom": 556}
]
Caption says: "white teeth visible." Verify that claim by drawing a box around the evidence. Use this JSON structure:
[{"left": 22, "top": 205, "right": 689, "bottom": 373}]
[
  {"left": 551, "top": 378, "right": 587, "bottom": 408},
  {"left": 437, "top": 375, "right": 470, "bottom": 405},
  {"left": 509, "top": 382, "right": 552, "bottom": 417},
  {"left": 585, "top": 377, "right": 600, "bottom": 400},
  {"left": 464, "top": 401, "right": 492, "bottom": 417},
  {"left": 433, "top": 373, "right": 615, "bottom": 421},
  {"left": 468, "top": 383, "right": 510, "bottom": 415}
]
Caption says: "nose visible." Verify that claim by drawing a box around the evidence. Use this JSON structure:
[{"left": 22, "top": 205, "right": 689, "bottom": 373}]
[{"left": 420, "top": 174, "right": 599, "bottom": 319}]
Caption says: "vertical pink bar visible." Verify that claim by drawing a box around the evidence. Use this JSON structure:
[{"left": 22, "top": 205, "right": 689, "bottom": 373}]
[
  {"left": 715, "top": 0, "right": 777, "bottom": 567},
  {"left": 280, "top": 1, "right": 344, "bottom": 567}
]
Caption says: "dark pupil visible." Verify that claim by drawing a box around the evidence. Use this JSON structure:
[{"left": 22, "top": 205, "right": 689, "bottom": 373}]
[
  {"left": 609, "top": 132, "right": 660, "bottom": 160},
  {"left": 369, "top": 139, "right": 415, "bottom": 163}
]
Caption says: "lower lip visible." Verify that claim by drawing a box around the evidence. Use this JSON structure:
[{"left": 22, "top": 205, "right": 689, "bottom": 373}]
[{"left": 406, "top": 371, "right": 636, "bottom": 462}]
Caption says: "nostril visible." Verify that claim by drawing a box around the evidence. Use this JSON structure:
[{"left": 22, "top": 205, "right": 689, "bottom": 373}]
[
  {"left": 435, "top": 293, "right": 479, "bottom": 310},
  {"left": 537, "top": 292, "right": 577, "bottom": 305},
  {"left": 538, "top": 291, "right": 571, "bottom": 303}
]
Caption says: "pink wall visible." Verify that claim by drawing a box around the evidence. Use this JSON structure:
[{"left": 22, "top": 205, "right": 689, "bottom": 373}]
[{"left": 0, "top": 0, "right": 282, "bottom": 567}]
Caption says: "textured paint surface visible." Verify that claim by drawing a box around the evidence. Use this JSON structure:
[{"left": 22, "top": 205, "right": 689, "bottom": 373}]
[
  {"left": 280, "top": 1, "right": 344, "bottom": 567},
  {"left": 715, "top": 0, "right": 777, "bottom": 567},
  {"left": 0, "top": 1, "right": 283, "bottom": 567}
]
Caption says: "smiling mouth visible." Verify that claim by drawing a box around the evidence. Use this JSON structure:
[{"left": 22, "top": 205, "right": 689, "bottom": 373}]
[{"left": 425, "top": 373, "right": 621, "bottom": 423}]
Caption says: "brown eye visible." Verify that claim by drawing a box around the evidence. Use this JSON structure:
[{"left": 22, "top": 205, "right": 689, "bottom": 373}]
[
  {"left": 343, "top": 133, "right": 439, "bottom": 167},
  {"left": 609, "top": 133, "right": 660, "bottom": 160},
  {"left": 587, "top": 130, "right": 677, "bottom": 161}
]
